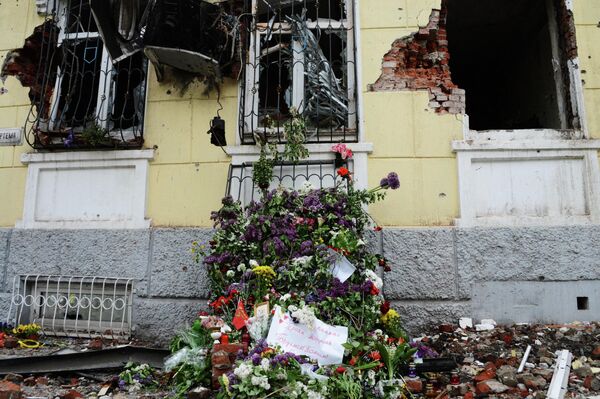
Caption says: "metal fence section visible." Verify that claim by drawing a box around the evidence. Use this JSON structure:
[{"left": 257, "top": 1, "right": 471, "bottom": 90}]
[
  {"left": 239, "top": 0, "right": 359, "bottom": 144},
  {"left": 7, "top": 275, "right": 134, "bottom": 340},
  {"left": 226, "top": 158, "right": 351, "bottom": 204}
]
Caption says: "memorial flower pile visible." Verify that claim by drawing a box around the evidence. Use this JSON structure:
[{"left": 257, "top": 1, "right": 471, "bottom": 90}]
[{"left": 169, "top": 145, "right": 423, "bottom": 398}]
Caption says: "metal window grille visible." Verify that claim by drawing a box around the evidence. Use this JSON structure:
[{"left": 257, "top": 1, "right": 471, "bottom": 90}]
[
  {"left": 226, "top": 158, "right": 351, "bottom": 204},
  {"left": 24, "top": 0, "right": 147, "bottom": 150},
  {"left": 239, "top": 0, "right": 358, "bottom": 145},
  {"left": 7, "top": 275, "right": 134, "bottom": 340}
]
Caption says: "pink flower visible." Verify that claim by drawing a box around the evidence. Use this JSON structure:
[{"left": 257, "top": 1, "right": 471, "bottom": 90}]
[{"left": 331, "top": 143, "right": 353, "bottom": 160}]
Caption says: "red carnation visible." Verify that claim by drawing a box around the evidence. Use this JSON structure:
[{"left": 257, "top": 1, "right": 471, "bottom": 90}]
[
  {"left": 336, "top": 366, "right": 347, "bottom": 374},
  {"left": 337, "top": 167, "right": 350, "bottom": 178},
  {"left": 370, "top": 284, "right": 380, "bottom": 295},
  {"left": 370, "top": 351, "right": 381, "bottom": 361},
  {"left": 380, "top": 301, "right": 391, "bottom": 315}
]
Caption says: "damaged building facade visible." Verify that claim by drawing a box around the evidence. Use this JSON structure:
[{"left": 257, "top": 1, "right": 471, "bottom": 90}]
[{"left": 0, "top": 0, "right": 599, "bottom": 343}]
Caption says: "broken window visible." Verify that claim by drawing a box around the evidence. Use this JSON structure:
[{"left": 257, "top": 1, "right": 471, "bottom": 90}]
[
  {"left": 240, "top": 0, "right": 358, "bottom": 144},
  {"left": 447, "top": 0, "right": 578, "bottom": 131},
  {"left": 27, "top": 0, "right": 147, "bottom": 149}
]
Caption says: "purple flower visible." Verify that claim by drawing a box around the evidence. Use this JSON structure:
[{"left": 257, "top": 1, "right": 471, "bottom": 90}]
[
  {"left": 303, "top": 193, "right": 324, "bottom": 212},
  {"left": 64, "top": 129, "right": 75, "bottom": 148},
  {"left": 387, "top": 172, "right": 400, "bottom": 190},
  {"left": 299, "top": 240, "right": 313, "bottom": 255},
  {"left": 380, "top": 177, "right": 389, "bottom": 188}
]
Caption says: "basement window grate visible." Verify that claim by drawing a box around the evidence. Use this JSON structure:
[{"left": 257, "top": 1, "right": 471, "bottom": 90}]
[
  {"left": 226, "top": 158, "right": 350, "bottom": 205},
  {"left": 7, "top": 275, "right": 134, "bottom": 340}
]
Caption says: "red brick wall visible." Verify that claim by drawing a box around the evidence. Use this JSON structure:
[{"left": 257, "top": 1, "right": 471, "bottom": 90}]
[{"left": 368, "top": 1, "right": 465, "bottom": 115}]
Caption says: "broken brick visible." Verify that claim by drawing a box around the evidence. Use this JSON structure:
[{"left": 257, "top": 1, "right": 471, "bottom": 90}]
[
  {"left": 369, "top": 0, "right": 465, "bottom": 115},
  {"left": 61, "top": 390, "right": 83, "bottom": 399},
  {"left": 0, "top": 381, "right": 21, "bottom": 399}
]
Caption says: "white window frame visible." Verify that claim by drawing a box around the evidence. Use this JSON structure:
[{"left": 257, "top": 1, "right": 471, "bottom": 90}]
[
  {"left": 46, "top": 0, "right": 145, "bottom": 139},
  {"left": 451, "top": 0, "right": 598, "bottom": 227},
  {"left": 242, "top": 0, "right": 357, "bottom": 138},
  {"left": 230, "top": 0, "right": 368, "bottom": 200}
]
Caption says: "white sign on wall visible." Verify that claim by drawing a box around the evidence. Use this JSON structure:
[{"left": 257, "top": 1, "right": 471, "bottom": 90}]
[
  {"left": 0, "top": 128, "right": 23, "bottom": 146},
  {"left": 266, "top": 306, "right": 348, "bottom": 366}
]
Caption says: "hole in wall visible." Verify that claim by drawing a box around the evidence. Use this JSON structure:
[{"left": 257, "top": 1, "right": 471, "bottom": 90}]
[
  {"left": 447, "top": 0, "right": 571, "bottom": 130},
  {"left": 577, "top": 296, "right": 589, "bottom": 310}
]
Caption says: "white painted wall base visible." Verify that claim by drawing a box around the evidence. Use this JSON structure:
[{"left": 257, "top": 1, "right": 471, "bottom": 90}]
[
  {"left": 17, "top": 150, "right": 154, "bottom": 229},
  {"left": 453, "top": 134, "right": 600, "bottom": 227}
]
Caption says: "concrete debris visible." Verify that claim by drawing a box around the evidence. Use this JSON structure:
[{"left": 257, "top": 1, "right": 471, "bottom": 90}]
[
  {"left": 421, "top": 322, "right": 600, "bottom": 399},
  {"left": 459, "top": 318, "right": 473, "bottom": 330}
]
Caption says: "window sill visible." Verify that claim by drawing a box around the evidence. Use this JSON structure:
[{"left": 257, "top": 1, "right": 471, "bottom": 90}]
[{"left": 226, "top": 142, "right": 373, "bottom": 158}]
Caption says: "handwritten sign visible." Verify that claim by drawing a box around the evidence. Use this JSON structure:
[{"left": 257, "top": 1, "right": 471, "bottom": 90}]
[
  {"left": 266, "top": 306, "right": 348, "bottom": 366},
  {"left": 328, "top": 249, "right": 356, "bottom": 283},
  {"left": 0, "top": 128, "right": 22, "bottom": 146}
]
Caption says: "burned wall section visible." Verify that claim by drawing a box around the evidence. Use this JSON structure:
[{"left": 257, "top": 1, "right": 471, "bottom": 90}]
[
  {"left": 368, "top": 1, "right": 465, "bottom": 115},
  {"left": 555, "top": 0, "right": 580, "bottom": 130},
  {"left": 0, "top": 21, "right": 60, "bottom": 120}
]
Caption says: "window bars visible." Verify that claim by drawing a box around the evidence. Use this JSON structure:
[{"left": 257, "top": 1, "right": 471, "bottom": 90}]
[
  {"left": 7, "top": 275, "right": 134, "bottom": 340},
  {"left": 239, "top": 0, "right": 358, "bottom": 145},
  {"left": 23, "top": 0, "right": 147, "bottom": 150},
  {"left": 226, "top": 158, "right": 351, "bottom": 204}
]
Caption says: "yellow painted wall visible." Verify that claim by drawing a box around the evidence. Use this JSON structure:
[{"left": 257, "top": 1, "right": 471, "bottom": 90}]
[
  {"left": 0, "top": 0, "right": 599, "bottom": 227},
  {"left": 360, "top": 0, "right": 462, "bottom": 226},
  {"left": 0, "top": 0, "right": 42, "bottom": 227}
]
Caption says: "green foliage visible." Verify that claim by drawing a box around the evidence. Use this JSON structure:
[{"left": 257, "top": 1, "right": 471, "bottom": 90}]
[
  {"left": 329, "top": 372, "right": 363, "bottom": 399},
  {"left": 282, "top": 108, "right": 309, "bottom": 162},
  {"left": 81, "top": 123, "right": 109, "bottom": 146},
  {"left": 375, "top": 342, "right": 418, "bottom": 380}
]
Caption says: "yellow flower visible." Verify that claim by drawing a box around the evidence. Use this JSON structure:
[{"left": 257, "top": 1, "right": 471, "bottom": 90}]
[
  {"left": 252, "top": 265, "right": 276, "bottom": 280},
  {"left": 381, "top": 309, "right": 400, "bottom": 325}
]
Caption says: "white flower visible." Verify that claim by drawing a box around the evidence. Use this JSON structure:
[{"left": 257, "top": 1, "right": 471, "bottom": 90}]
[
  {"left": 260, "top": 358, "right": 270, "bottom": 371},
  {"left": 299, "top": 181, "right": 315, "bottom": 193},
  {"left": 292, "top": 256, "right": 312, "bottom": 266},
  {"left": 290, "top": 304, "right": 317, "bottom": 330},
  {"left": 251, "top": 375, "right": 271, "bottom": 390},
  {"left": 233, "top": 363, "right": 253, "bottom": 379},
  {"left": 249, "top": 260, "right": 259, "bottom": 267},
  {"left": 364, "top": 269, "right": 383, "bottom": 290},
  {"left": 306, "top": 390, "right": 325, "bottom": 399},
  {"left": 237, "top": 263, "right": 246, "bottom": 272},
  {"left": 280, "top": 293, "right": 291, "bottom": 302},
  {"left": 226, "top": 270, "right": 235, "bottom": 278}
]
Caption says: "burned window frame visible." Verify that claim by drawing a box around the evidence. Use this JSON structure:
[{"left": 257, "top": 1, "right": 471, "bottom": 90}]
[
  {"left": 25, "top": 0, "right": 148, "bottom": 150},
  {"left": 239, "top": 0, "right": 359, "bottom": 145}
]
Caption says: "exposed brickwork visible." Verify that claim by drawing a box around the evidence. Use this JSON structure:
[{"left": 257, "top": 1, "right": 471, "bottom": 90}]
[
  {"left": 0, "top": 21, "right": 60, "bottom": 119},
  {"left": 369, "top": 1, "right": 465, "bottom": 115},
  {"left": 554, "top": 0, "right": 579, "bottom": 128},
  {"left": 556, "top": 0, "right": 577, "bottom": 60}
]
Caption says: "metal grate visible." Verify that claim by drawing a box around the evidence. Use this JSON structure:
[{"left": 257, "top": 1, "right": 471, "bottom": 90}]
[
  {"left": 7, "top": 275, "right": 134, "bottom": 340},
  {"left": 226, "top": 158, "right": 350, "bottom": 204},
  {"left": 239, "top": 0, "right": 358, "bottom": 145},
  {"left": 23, "top": 0, "right": 147, "bottom": 150}
]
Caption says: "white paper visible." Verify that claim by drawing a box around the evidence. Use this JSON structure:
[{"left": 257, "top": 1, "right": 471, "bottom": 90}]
[
  {"left": 328, "top": 249, "right": 356, "bottom": 283},
  {"left": 266, "top": 306, "right": 348, "bottom": 366}
]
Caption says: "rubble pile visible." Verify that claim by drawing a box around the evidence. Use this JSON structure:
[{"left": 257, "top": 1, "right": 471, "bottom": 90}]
[{"left": 417, "top": 321, "right": 600, "bottom": 399}]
